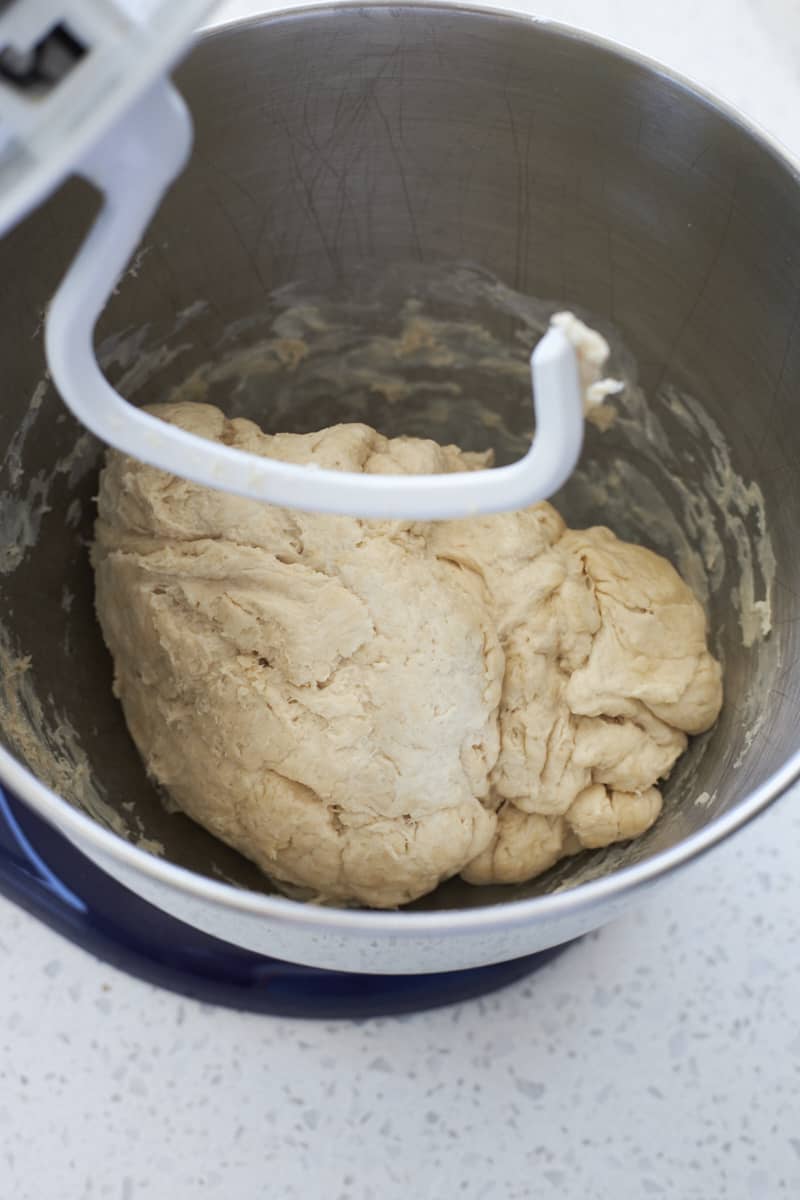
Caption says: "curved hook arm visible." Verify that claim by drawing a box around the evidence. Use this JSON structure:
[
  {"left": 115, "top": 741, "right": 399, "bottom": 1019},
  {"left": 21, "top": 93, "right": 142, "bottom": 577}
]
[{"left": 45, "top": 81, "right": 584, "bottom": 520}]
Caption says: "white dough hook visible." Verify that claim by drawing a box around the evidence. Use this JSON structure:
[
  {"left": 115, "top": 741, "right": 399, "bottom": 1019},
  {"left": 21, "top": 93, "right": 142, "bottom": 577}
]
[{"left": 4, "top": 0, "right": 586, "bottom": 521}]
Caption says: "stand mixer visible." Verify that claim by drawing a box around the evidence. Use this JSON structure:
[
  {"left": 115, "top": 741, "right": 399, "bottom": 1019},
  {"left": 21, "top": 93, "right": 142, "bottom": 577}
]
[{"left": 0, "top": 1, "right": 791, "bottom": 1016}]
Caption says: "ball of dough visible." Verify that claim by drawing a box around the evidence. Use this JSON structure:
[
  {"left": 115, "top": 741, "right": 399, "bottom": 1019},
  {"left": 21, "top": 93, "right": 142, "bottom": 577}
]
[{"left": 93, "top": 402, "right": 722, "bottom": 907}]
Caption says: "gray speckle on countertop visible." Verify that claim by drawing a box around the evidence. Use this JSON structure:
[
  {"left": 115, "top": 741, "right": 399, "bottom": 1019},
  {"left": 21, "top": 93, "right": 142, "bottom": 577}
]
[{"left": 3, "top": 0, "right": 800, "bottom": 1196}]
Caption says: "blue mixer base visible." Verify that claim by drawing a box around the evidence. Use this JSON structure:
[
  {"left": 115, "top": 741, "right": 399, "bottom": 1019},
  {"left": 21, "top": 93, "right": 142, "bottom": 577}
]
[{"left": 0, "top": 788, "right": 572, "bottom": 1018}]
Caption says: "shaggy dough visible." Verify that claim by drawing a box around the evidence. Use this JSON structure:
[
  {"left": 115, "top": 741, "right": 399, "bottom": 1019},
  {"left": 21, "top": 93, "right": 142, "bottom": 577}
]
[{"left": 93, "top": 402, "right": 723, "bottom": 907}]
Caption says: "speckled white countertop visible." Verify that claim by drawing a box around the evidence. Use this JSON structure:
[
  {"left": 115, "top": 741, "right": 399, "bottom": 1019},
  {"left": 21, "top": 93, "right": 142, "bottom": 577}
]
[{"left": 3, "top": 2, "right": 800, "bottom": 1198}]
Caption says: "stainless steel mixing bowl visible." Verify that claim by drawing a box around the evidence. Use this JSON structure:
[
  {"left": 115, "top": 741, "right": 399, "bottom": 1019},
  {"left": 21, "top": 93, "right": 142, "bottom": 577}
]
[{"left": 0, "top": 4, "right": 795, "bottom": 972}]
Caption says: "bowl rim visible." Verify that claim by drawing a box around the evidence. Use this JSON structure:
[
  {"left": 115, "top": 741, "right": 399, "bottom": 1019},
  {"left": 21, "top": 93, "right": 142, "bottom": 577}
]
[{"left": 4, "top": 0, "right": 799, "bottom": 935}]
